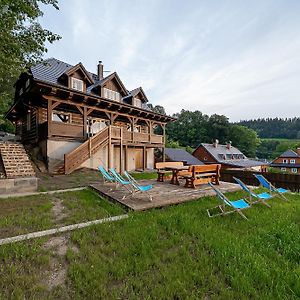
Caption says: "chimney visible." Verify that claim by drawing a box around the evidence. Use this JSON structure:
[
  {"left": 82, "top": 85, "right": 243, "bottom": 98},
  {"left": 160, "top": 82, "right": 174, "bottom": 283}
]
[
  {"left": 97, "top": 61, "right": 103, "bottom": 80},
  {"left": 213, "top": 139, "right": 219, "bottom": 148},
  {"left": 226, "top": 141, "right": 232, "bottom": 150},
  {"left": 297, "top": 148, "right": 300, "bottom": 156}
]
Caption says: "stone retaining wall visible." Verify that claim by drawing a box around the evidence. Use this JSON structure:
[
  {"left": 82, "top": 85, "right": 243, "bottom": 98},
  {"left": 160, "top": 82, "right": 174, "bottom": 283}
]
[{"left": 0, "top": 177, "right": 38, "bottom": 195}]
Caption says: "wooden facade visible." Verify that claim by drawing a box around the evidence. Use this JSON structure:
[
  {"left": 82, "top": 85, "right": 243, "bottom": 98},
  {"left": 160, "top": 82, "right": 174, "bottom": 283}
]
[
  {"left": 6, "top": 59, "right": 175, "bottom": 174},
  {"left": 270, "top": 149, "right": 300, "bottom": 174}
]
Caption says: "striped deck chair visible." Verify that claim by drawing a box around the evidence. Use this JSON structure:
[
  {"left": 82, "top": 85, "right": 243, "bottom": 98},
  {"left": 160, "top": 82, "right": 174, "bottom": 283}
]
[
  {"left": 254, "top": 174, "right": 289, "bottom": 201},
  {"left": 124, "top": 171, "right": 153, "bottom": 202},
  {"left": 208, "top": 182, "right": 251, "bottom": 220},
  {"left": 233, "top": 177, "right": 272, "bottom": 208}
]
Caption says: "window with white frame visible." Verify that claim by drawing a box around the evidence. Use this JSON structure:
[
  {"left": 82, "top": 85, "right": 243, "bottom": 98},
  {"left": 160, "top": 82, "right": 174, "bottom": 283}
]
[
  {"left": 283, "top": 159, "right": 288, "bottom": 163},
  {"left": 290, "top": 159, "right": 296, "bottom": 164},
  {"left": 133, "top": 97, "right": 142, "bottom": 108},
  {"left": 103, "top": 88, "right": 121, "bottom": 102},
  {"left": 71, "top": 78, "right": 84, "bottom": 91},
  {"left": 281, "top": 167, "right": 286, "bottom": 172},
  {"left": 292, "top": 168, "right": 297, "bottom": 173}
]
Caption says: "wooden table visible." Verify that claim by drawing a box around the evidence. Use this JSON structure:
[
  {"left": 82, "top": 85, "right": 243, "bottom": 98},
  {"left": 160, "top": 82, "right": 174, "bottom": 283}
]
[{"left": 168, "top": 165, "right": 190, "bottom": 185}]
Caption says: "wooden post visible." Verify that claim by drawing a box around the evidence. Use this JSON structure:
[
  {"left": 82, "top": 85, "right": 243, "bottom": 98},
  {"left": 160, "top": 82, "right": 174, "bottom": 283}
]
[
  {"left": 83, "top": 106, "right": 87, "bottom": 139},
  {"left": 143, "top": 146, "right": 146, "bottom": 170},
  {"left": 162, "top": 147, "right": 165, "bottom": 162},
  {"left": 47, "top": 98, "right": 52, "bottom": 138},
  {"left": 162, "top": 123, "right": 166, "bottom": 145},
  {"left": 148, "top": 121, "right": 152, "bottom": 143},
  {"left": 124, "top": 145, "right": 128, "bottom": 171},
  {"left": 120, "top": 127, "right": 123, "bottom": 173},
  {"left": 108, "top": 126, "right": 112, "bottom": 169},
  {"left": 88, "top": 137, "right": 92, "bottom": 158}
]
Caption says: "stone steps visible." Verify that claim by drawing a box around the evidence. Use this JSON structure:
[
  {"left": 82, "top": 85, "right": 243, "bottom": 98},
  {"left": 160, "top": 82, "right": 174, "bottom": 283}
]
[{"left": 0, "top": 142, "right": 36, "bottom": 178}]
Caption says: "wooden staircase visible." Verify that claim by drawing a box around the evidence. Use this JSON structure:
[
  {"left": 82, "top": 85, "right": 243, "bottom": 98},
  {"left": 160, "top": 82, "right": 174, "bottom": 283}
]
[
  {"left": 64, "top": 126, "right": 110, "bottom": 174},
  {"left": 0, "top": 142, "right": 36, "bottom": 178}
]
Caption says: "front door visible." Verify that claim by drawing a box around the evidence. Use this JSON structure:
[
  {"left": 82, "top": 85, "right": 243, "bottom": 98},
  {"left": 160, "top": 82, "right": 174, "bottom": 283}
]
[{"left": 135, "top": 149, "right": 143, "bottom": 170}]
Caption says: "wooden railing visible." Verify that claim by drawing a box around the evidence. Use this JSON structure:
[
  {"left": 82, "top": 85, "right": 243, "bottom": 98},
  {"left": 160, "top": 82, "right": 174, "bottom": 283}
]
[
  {"left": 64, "top": 126, "right": 109, "bottom": 174},
  {"left": 51, "top": 122, "right": 83, "bottom": 138},
  {"left": 64, "top": 125, "right": 165, "bottom": 174}
]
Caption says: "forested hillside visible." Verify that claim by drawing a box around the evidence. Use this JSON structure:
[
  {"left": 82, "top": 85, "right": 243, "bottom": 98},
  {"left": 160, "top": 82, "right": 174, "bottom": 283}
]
[
  {"left": 164, "top": 109, "right": 260, "bottom": 157},
  {"left": 238, "top": 118, "right": 300, "bottom": 139}
]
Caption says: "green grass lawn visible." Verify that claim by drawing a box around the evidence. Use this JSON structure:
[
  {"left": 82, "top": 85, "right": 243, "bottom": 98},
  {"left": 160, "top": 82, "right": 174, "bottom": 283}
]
[
  {"left": 0, "top": 189, "right": 124, "bottom": 239},
  {"left": 0, "top": 189, "right": 299, "bottom": 299}
]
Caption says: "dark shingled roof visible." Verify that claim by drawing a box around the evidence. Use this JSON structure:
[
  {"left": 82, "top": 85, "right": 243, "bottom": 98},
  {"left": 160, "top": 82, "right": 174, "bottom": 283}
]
[
  {"left": 30, "top": 58, "right": 123, "bottom": 96},
  {"left": 223, "top": 159, "right": 268, "bottom": 168},
  {"left": 278, "top": 149, "right": 299, "bottom": 158},
  {"left": 165, "top": 148, "right": 203, "bottom": 165}
]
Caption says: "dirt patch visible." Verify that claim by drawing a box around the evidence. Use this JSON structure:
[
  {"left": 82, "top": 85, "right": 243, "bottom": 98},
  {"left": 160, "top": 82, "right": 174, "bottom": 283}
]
[
  {"left": 51, "top": 197, "right": 67, "bottom": 223},
  {"left": 43, "top": 235, "right": 70, "bottom": 290}
]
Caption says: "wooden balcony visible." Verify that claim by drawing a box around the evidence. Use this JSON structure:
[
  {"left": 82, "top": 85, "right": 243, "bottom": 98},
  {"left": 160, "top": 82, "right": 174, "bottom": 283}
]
[{"left": 44, "top": 122, "right": 164, "bottom": 145}]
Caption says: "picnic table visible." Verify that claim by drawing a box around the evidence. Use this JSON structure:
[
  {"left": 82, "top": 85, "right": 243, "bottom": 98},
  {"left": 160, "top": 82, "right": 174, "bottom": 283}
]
[{"left": 168, "top": 165, "right": 190, "bottom": 185}]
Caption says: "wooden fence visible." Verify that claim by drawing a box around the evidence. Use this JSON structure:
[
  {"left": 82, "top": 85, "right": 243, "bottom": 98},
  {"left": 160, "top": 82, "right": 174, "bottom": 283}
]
[{"left": 221, "top": 169, "right": 300, "bottom": 192}]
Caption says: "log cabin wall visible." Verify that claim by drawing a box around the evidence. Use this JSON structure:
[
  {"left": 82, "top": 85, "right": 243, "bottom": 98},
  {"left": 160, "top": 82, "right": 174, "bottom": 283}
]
[{"left": 6, "top": 58, "right": 175, "bottom": 173}]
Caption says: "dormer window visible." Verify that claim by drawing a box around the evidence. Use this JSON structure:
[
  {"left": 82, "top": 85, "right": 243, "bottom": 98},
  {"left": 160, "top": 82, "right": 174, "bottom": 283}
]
[
  {"left": 133, "top": 98, "right": 142, "bottom": 108},
  {"left": 103, "top": 88, "right": 121, "bottom": 102},
  {"left": 71, "top": 78, "right": 84, "bottom": 92}
]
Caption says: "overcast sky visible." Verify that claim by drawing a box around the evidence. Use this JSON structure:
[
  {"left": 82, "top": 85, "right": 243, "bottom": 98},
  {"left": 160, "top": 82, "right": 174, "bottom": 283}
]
[{"left": 40, "top": 0, "right": 300, "bottom": 121}]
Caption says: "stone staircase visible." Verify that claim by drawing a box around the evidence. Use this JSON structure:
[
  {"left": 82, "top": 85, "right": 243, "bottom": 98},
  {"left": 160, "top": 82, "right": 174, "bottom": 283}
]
[{"left": 0, "top": 142, "right": 36, "bottom": 178}]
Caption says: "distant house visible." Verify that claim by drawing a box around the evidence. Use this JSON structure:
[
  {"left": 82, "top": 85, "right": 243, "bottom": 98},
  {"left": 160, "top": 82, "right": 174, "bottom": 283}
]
[
  {"left": 270, "top": 149, "right": 300, "bottom": 174},
  {"left": 165, "top": 148, "right": 203, "bottom": 165},
  {"left": 192, "top": 140, "right": 268, "bottom": 171}
]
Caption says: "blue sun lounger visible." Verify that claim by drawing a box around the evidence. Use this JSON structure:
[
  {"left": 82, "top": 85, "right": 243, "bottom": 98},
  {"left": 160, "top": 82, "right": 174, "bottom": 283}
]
[
  {"left": 98, "top": 166, "right": 115, "bottom": 184},
  {"left": 233, "top": 177, "right": 272, "bottom": 208},
  {"left": 254, "top": 174, "right": 289, "bottom": 201},
  {"left": 124, "top": 171, "right": 153, "bottom": 201},
  {"left": 109, "top": 168, "right": 134, "bottom": 198},
  {"left": 208, "top": 182, "right": 250, "bottom": 220}
]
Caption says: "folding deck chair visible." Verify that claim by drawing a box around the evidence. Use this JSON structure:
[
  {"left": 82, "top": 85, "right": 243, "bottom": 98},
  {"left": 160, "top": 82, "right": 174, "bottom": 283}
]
[
  {"left": 254, "top": 174, "right": 289, "bottom": 201},
  {"left": 208, "top": 182, "right": 251, "bottom": 220},
  {"left": 98, "top": 166, "right": 115, "bottom": 185},
  {"left": 124, "top": 171, "right": 153, "bottom": 202},
  {"left": 233, "top": 177, "right": 272, "bottom": 208},
  {"left": 109, "top": 168, "right": 134, "bottom": 199}
]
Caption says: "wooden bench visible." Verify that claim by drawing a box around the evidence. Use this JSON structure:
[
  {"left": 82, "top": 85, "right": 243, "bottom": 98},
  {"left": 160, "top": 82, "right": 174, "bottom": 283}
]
[
  {"left": 155, "top": 161, "right": 185, "bottom": 182},
  {"left": 182, "top": 164, "right": 221, "bottom": 188}
]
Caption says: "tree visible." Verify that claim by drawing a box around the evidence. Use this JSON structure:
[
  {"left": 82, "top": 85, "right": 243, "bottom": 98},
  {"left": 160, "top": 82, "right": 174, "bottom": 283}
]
[
  {"left": 0, "top": 0, "right": 61, "bottom": 132},
  {"left": 151, "top": 105, "right": 166, "bottom": 115},
  {"left": 228, "top": 125, "right": 260, "bottom": 157},
  {"left": 207, "top": 114, "right": 230, "bottom": 144},
  {"left": 166, "top": 110, "right": 209, "bottom": 147}
]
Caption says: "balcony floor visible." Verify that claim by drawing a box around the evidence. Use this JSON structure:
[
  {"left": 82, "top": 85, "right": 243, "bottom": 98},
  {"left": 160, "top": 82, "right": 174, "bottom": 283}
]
[{"left": 90, "top": 179, "right": 240, "bottom": 211}]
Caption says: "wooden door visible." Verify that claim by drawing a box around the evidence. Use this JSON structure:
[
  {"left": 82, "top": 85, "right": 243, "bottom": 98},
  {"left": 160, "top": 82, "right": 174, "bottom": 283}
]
[{"left": 135, "top": 149, "right": 143, "bottom": 170}]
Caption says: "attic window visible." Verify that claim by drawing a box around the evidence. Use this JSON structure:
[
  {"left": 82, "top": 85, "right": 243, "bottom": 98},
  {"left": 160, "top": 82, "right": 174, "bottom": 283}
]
[
  {"left": 71, "top": 78, "right": 84, "bottom": 91},
  {"left": 103, "top": 88, "right": 121, "bottom": 102},
  {"left": 133, "top": 98, "right": 142, "bottom": 108}
]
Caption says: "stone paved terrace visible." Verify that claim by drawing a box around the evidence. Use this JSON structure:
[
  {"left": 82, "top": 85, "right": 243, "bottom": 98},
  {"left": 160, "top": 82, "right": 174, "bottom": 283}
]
[{"left": 91, "top": 179, "right": 241, "bottom": 211}]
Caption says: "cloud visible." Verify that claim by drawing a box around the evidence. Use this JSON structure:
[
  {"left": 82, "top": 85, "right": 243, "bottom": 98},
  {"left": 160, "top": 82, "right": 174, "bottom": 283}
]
[{"left": 40, "top": 0, "right": 300, "bottom": 121}]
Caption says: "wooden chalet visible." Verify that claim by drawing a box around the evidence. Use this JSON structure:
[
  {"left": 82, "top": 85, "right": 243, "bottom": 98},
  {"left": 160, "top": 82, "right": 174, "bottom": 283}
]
[
  {"left": 6, "top": 58, "right": 174, "bottom": 174},
  {"left": 270, "top": 149, "right": 300, "bottom": 174}
]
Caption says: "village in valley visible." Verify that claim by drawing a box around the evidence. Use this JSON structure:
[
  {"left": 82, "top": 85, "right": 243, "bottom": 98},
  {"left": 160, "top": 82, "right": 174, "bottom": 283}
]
[{"left": 0, "top": 0, "right": 300, "bottom": 299}]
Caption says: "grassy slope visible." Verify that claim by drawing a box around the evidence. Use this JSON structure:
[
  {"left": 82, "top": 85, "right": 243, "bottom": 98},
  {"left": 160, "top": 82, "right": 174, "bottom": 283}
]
[
  {"left": 66, "top": 191, "right": 300, "bottom": 299},
  {"left": 0, "top": 189, "right": 124, "bottom": 239},
  {"left": 0, "top": 190, "right": 299, "bottom": 299}
]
